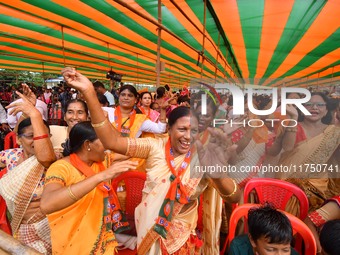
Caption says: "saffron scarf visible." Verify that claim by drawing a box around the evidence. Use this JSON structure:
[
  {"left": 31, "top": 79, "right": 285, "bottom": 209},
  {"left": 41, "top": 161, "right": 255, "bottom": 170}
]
[
  {"left": 69, "top": 153, "right": 130, "bottom": 233},
  {"left": 114, "top": 106, "right": 136, "bottom": 137},
  {"left": 154, "top": 139, "right": 191, "bottom": 238}
]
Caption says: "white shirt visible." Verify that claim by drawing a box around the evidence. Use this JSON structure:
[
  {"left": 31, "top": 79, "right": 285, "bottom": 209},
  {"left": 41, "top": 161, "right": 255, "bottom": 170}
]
[
  {"left": 6, "top": 99, "right": 48, "bottom": 128},
  {"left": 104, "top": 90, "right": 115, "bottom": 106},
  {"left": 0, "top": 103, "right": 7, "bottom": 124},
  {"left": 101, "top": 106, "right": 115, "bottom": 123}
]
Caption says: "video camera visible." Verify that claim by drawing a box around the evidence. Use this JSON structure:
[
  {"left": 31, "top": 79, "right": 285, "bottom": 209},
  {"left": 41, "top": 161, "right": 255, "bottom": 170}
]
[{"left": 106, "top": 70, "right": 122, "bottom": 82}]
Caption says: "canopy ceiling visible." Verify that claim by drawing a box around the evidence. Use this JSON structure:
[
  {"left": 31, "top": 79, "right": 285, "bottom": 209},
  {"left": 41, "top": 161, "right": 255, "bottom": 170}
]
[{"left": 0, "top": 0, "right": 339, "bottom": 88}]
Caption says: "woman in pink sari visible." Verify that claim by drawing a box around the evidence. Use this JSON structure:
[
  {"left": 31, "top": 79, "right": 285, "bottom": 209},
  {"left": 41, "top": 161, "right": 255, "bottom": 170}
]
[{"left": 139, "top": 92, "right": 160, "bottom": 122}]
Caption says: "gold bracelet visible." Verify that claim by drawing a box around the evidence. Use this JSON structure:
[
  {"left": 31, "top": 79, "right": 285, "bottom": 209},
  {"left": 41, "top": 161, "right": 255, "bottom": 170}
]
[
  {"left": 222, "top": 179, "right": 238, "bottom": 199},
  {"left": 25, "top": 212, "right": 37, "bottom": 224},
  {"left": 21, "top": 113, "right": 27, "bottom": 119},
  {"left": 91, "top": 119, "right": 108, "bottom": 128},
  {"left": 285, "top": 127, "right": 297, "bottom": 132},
  {"left": 67, "top": 185, "right": 79, "bottom": 201}
]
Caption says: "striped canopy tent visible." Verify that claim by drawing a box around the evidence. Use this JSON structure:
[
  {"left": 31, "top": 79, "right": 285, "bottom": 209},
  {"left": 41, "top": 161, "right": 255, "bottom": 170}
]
[{"left": 0, "top": 0, "right": 339, "bottom": 89}]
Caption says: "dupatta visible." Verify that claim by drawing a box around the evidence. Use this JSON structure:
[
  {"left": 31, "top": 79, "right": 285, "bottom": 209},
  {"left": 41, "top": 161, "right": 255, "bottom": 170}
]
[{"left": 0, "top": 156, "right": 44, "bottom": 234}]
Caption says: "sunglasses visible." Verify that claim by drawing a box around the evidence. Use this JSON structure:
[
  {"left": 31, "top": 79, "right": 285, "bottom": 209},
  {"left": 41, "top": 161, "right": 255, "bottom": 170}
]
[{"left": 303, "top": 102, "right": 326, "bottom": 108}]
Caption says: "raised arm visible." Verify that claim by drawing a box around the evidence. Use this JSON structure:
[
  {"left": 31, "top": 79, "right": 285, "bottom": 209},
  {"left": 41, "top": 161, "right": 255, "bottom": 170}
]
[
  {"left": 196, "top": 128, "right": 241, "bottom": 203},
  {"left": 61, "top": 67, "right": 128, "bottom": 155},
  {"left": 41, "top": 160, "right": 137, "bottom": 214},
  {"left": 6, "top": 90, "right": 56, "bottom": 168}
]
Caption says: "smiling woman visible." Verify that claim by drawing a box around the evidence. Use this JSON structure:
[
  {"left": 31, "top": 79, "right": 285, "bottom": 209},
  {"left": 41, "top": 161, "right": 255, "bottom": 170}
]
[
  {"left": 60, "top": 67, "right": 241, "bottom": 254},
  {"left": 0, "top": 87, "right": 56, "bottom": 254},
  {"left": 279, "top": 92, "right": 340, "bottom": 214},
  {"left": 49, "top": 99, "right": 89, "bottom": 157}
]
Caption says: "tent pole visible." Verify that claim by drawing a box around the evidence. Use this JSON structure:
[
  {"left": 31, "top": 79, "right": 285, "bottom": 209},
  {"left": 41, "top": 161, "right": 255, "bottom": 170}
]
[
  {"left": 214, "top": 32, "right": 221, "bottom": 84},
  {"left": 61, "top": 26, "right": 66, "bottom": 67},
  {"left": 156, "top": 0, "right": 162, "bottom": 87},
  {"left": 200, "top": 0, "right": 207, "bottom": 80}
]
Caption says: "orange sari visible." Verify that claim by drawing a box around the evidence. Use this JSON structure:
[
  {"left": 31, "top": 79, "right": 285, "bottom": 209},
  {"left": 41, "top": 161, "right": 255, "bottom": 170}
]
[{"left": 45, "top": 159, "right": 117, "bottom": 255}]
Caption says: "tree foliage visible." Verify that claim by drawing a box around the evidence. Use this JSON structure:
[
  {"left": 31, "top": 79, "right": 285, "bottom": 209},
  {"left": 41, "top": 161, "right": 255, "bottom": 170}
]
[{"left": 0, "top": 69, "right": 59, "bottom": 88}]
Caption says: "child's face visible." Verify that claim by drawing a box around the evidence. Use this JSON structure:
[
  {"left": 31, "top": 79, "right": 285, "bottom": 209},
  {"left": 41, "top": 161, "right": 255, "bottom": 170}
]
[{"left": 250, "top": 236, "right": 291, "bottom": 255}]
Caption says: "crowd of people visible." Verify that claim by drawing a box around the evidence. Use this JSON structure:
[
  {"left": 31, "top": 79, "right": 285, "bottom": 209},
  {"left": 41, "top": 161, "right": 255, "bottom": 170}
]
[{"left": 0, "top": 68, "right": 339, "bottom": 255}]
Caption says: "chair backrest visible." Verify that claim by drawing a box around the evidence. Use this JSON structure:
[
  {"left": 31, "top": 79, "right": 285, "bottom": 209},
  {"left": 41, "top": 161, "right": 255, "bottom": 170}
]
[
  {"left": 4, "top": 131, "right": 19, "bottom": 150},
  {"left": 228, "top": 203, "right": 317, "bottom": 255},
  {"left": 243, "top": 178, "right": 309, "bottom": 220},
  {"left": 111, "top": 171, "right": 146, "bottom": 217}
]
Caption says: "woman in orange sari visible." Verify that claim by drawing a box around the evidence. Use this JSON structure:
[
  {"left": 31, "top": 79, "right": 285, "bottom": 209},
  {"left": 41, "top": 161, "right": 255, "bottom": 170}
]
[
  {"left": 61, "top": 67, "right": 241, "bottom": 255},
  {"left": 40, "top": 122, "right": 138, "bottom": 255}
]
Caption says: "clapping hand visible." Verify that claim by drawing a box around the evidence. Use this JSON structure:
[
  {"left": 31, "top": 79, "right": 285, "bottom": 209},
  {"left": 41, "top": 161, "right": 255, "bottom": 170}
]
[{"left": 195, "top": 127, "right": 237, "bottom": 178}]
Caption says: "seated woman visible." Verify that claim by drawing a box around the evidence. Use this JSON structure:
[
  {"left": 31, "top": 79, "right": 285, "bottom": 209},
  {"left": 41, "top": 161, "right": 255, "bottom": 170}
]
[
  {"left": 40, "top": 121, "right": 138, "bottom": 254},
  {"left": 61, "top": 67, "right": 241, "bottom": 255},
  {"left": 0, "top": 88, "right": 56, "bottom": 254},
  {"left": 304, "top": 195, "right": 340, "bottom": 254}
]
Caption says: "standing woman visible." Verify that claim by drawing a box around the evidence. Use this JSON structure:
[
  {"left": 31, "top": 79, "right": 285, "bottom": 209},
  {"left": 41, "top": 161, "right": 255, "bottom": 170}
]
[
  {"left": 139, "top": 91, "right": 160, "bottom": 122},
  {"left": 61, "top": 68, "right": 241, "bottom": 254},
  {"left": 49, "top": 99, "right": 88, "bottom": 157},
  {"left": 114, "top": 85, "right": 166, "bottom": 138},
  {"left": 0, "top": 87, "right": 56, "bottom": 254},
  {"left": 40, "top": 121, "right": 137, "bottom": 255},
  {"left": 106, "top": 85, "right": 167, "bottom": 170},
  {"left": 280, "top": 92, "right": 340, "bottom": 213}
]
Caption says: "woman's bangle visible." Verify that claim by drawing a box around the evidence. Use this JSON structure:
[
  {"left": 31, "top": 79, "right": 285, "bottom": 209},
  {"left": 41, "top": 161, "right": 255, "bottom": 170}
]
[
  {"left": 285, "top": 127, "right": 297, "bottom": 132},
  {"left": 67, "top": 185, "right": 79, "bottom": 201},
  {"left": 21, "top": 113, "right": 27, "bottom": 119},
  {"left": 222, "top": 179, "right": 238, "bottom": 199},
  {"left": 33, "top": 134, "right": 49, "bottom": 140},
  {"left": 91, "top": 119, "right": 108, "bottom": 128}
]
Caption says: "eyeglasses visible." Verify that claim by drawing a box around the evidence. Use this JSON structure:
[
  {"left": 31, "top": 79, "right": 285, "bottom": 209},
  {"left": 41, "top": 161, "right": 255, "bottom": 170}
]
[
  {"left": 19, "top": 133, "right": 52, "bottom": 139},
  {"left": 303, "top": 102, "right": 327, "bottom": 108},
  {"left": 18, "top": 133, "right": 34, "bottom": 140}
]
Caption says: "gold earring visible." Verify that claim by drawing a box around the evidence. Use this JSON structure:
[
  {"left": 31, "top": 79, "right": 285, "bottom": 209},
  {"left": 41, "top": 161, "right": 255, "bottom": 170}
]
[{"left": 87, "top": 148, "right": 91, "bottom": 151}]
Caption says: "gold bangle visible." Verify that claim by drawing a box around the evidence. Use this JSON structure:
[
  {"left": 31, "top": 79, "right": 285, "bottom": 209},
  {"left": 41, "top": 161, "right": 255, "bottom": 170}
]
[
  {"left": 21, "top": 113, "right": 27, "bottom": 119},
  {"left": 222, "top": 179, "right": 238, "bottom": 199},
  {"left": 67, "top": 185, "right": 79, "bottom": 201},
  {"left": 91, "top": 119, "right": 108, "bottom": 128}
]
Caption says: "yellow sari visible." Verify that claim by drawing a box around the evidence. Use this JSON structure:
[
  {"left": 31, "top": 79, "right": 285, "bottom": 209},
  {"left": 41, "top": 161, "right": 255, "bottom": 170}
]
[
  {"left": 45, "top": 160, "right": 117, "bottom": 255},
  {"left": 279, "top": 125, "right": 340, "bottom": 212}
]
